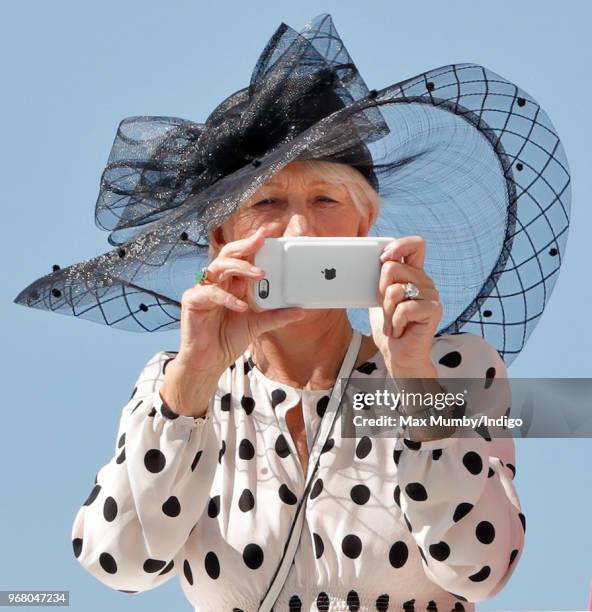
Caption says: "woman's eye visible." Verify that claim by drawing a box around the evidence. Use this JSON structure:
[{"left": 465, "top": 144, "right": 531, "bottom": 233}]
[
  {"left": 316, "top": 195, "right": 336, "bottom": 203},
  {"left": 253, "top": 198, "right": 276, "bottom": 206}
]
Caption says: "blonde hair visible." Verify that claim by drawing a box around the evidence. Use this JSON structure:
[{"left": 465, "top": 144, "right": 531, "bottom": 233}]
[{"left": 208, "top": 159, "right": 381, "bottom": 259}]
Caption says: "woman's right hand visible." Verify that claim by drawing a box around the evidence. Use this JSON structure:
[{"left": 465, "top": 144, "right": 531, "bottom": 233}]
[{"left": 159, "top": 226, "right": 305, "bottom": 418}]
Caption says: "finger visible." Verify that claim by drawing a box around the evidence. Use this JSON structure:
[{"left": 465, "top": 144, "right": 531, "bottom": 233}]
[
  {"left": 219, "top": 225, "right": 274, "bottom": 260},
  {"left": 182, "top": 284, "right": 250, "bottom": 313},
  {"left": 380, "top": 235, "right": 427, "bottom": 270},
  {"left": 391, "top": 300, "right": 442, "bottom": 339},
  {"left": 378, "top": 260, "right": 430, "bottom": 298},
  {"left": 382, "top": 284, "right": 438, "bottom": 336},
  {"left": 248, "top": 307, "right": 306, "bottom": 335},
  {"left": 205, "top": 256, "right": 265, "bottom": 284}
]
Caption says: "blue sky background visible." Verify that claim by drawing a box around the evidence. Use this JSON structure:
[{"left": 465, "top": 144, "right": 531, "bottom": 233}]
[{"left": 2, "top": 1, "right": 591, "bottom": 610}]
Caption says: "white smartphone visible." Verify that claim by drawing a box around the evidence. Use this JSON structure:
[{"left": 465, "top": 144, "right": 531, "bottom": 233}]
[{"left": 251, "top": 236, "right": 395, "bottom": 309}]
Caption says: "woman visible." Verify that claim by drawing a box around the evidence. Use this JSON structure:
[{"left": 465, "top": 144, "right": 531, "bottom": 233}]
[
  {"left": 71, "top": 159, "right": 525, "bottom": 611},
  {"left": 14, "top": 12, "right": 570, "bottom": 612}
]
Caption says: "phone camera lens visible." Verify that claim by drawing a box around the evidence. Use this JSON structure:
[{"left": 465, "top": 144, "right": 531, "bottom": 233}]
[{"left": 258, "top": 279, "right": 269, "bottom": 299}]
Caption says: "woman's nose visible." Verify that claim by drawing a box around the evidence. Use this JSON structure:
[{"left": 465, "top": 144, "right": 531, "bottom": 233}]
[{"left": 283, "top": 212, "right": 311, "bottom": 237}]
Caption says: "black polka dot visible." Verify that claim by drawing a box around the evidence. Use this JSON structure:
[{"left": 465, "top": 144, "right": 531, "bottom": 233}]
[
  {"left": 476, "top": 520, "right": 495, "bottom": 544},
  {"left": 144, "top": 449, "right": 166, "bottom": 473},
  {"left": 310, "top": 478, "right": 323, "bottom": 499},
  {"left": 341, "top": 534, "right": 362, "bottom": 558},
  {"left": 191, "top": 450, "right": 203, "bottom": 472},
  {"left": 244, "top": 359, "right": 253, "bottom": 375},
  {"left": 506, "top": 463, "right": 516, "bottom": 478},
  {"left": 162, "top": 496, "right": 181, "bottom": 517},
  {"left": 476, "top": 424, "right": 492, "bottom": 441},
  {"left": 417, "top": 545, "right": 428, "bottom": 564},
  {"left": 279, "top": 483, "right": 297, "bottom": 505},
  {"left": 438, "top": 351, "right": 462, "bottom": 368},
  {"left": 429, "top": 541, "right": 450, "bottom": 561},
  {"left": 238, "top": 438, "right": 255, "bottom": 460},
  {"left": 208, "top": 495, "right": 220, "bottom": 518},
  {"left": 204, "top": 551, "right": 220, "bottom": 579},
  {"left": 462, "top": 451, "right": 483, "bottom": 475},
  {"left": 427, "top": 601, "right": 438, "bottom": 612},
  {"left": 160, "top": 400, "right": 179, "bottom": 419},
  {"left": 218, "top": 440, "right": 226, "bottom": 463},
  {"left": 404, "top": 513, "right": 413, "bottom": 532},
  {"left": 469, "top": 565, "right": 491, "bottom": 582},
  {"left": 393, "top": 448, "right": 402, "bottom": 465},
  {"left": 316, "top": 395, "right": 329, "bottom": 418},
  {"left": 220, "top": 393, "right": 231, "bottom": 412},
  {"left": 148, "top": 406, "right": 157, "bottom": 417},
  {"left": 103, "top": 496, "right": 117, "bottom": 522},
  {"left": 403, "top": 600, "right": 416, "bottom": 611},
  {"left": 143, "top": 558, "right": 166, "bottom": 573},
  {"left": 321, "top": 438, "right": 335, "bottom": 453},
  {"left": 453, "top": 603, "right": 466, "bottom": 611},
  {"left": 375, "top": 594, "right": 389, "bottom": 611},
  {"left": 313, "top": 533, "right": 324, "bottom": 558},
  {"left": 83, "top": 484, "right": 101, "bottom": 506},
  {"left": 346, "top": 589, "right": 360, "bottom": 611},
  {"left": 72, "top": 538, "right": 83, "bottom": 558},
  {"left": 316, "top": 592, "right": 330, "bottom": 611},
  {"left": 488, "top": 467, "right": 495, "bottom": 478},
  {"left": 117, "top": 433, "right": 125, "bottom": 449},
  {"left": 99, "top": 552, "right": 117, "bottom": 574},
  {"left": 238, "top": 489, "right": 255, "bottom": 512},
  {"left": 159, "top": 560, "right": 174, "bottom": 575},
  {"left": 183, "top": 559, "right": 193, "bottom": 585},
  {"left": 350, "top": 484, "right": 370, "bottom": 505},
  {"left": 241, "top": 395, "right": 255, "bottom": 415},
  {"left": 453, "top": 400, "right": 466, "bottom": 419},
  {"left": 289, "top": 595, "right": 302, "bottom": 611},
  {"left": 357, "top": 361, "right": 377, "bottom": 374},
  {"left": 518, "top": 512, "right": 526, "bottom": 532},
  {"left": 243, "top": 543, "right": 264, "bottom": 569},
  {"left": 271, "top": 388, "right": 286, "bottom": 408},
  {"left": 403, "top": 438, "right": 422, "bottom": 450},
  {"left": 509, "top": 548, "right": 519, "bottom": 565},
  {"left": 116, "top": 448, "right": 126, "bottom": 464},
  {"left": 275, "top": 434, "right": 290, "bottom": 458},
  {"left": 355, "top": 436, "right": 372, "bottom": 459},
  {"left": 453, "top": 502, "right": 474, "bottom": 522},
  {"left": 432, "top": 449, "right": 443, "bottom": 460},
  {"left": 162, "top": 357, "right": 174, "bottom": 374},
  {"left": 485, "top": 367, "right": 496, "bottom": 389},
  {"left": 405, "top": 482, "right": 428, "bottom": 501},
  {"left": 393, "top": 485, "right": 401, "bottom": 507},
  {"left": 388, "top": 540, "right": 408, "bottom": 568}
]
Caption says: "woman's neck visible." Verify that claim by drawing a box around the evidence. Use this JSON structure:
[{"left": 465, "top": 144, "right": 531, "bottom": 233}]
[{"left": 249, "top": 310, "right": 377, "bottom": 390}]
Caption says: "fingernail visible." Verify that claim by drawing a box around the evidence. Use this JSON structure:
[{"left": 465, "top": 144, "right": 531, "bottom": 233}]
[{"left": 250, "top": 266, "right": 263, "bottom": 275}]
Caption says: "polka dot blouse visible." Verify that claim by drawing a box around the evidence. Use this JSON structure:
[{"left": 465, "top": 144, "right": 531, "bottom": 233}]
[{"left": 72, "top": 332, "right": 525, "bottom": 611}]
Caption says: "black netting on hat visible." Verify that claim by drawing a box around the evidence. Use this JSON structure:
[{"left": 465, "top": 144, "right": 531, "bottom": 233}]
[{"left": 14, "top": 14, "right": 571, "bottom": 365}]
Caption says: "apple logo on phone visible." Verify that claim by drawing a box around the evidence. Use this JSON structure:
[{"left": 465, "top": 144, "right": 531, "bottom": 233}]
[{"left": 322, "top": 267, "right": 336, "bottom": 280}]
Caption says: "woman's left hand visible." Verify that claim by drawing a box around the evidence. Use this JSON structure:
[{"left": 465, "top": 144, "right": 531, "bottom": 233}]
[{"left": 369, "top": 235, "right": 443, "bottom": 378}]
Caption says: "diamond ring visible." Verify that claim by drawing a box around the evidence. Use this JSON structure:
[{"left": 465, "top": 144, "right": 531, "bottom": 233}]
[{"left": 403, "top": 282, "right": 420, "bottom": 300}]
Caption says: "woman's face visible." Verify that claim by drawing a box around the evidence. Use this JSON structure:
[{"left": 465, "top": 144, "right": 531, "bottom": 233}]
[{"left": 212, "top": 161, "right": 373, "bottom": 246}]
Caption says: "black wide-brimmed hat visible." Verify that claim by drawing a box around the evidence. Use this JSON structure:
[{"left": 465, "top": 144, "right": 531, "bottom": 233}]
[{"left": 13, "top": 13, "right": 571, "bottom": 365}]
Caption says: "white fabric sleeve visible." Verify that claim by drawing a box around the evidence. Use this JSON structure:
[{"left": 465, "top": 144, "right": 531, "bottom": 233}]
[
  {"left": 394, "top": 332, "right": 525, "bottom": 603},
  {"left": 71, "top": 351, "right": 219, "bottom": 593}
]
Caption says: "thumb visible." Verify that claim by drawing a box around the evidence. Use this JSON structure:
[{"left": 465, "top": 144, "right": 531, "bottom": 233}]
[{"left": 249, "top": 307, "right": 306, "bottom": 335}]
